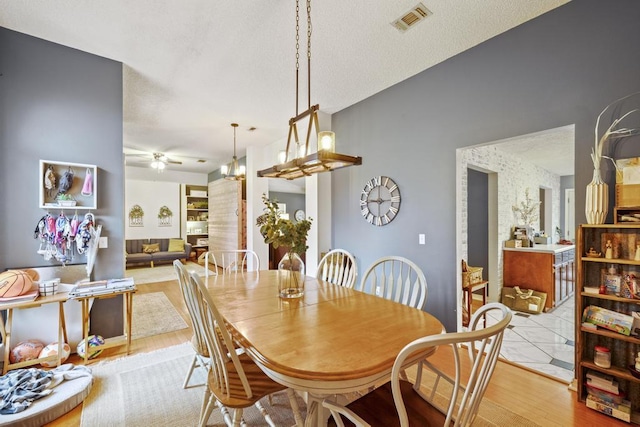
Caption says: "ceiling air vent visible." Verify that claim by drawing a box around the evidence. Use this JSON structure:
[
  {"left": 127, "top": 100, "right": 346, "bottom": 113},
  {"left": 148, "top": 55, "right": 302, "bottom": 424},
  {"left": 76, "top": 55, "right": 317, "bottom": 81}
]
[{"left": 392, "top": 3, "right": 432, "bottom": 32}]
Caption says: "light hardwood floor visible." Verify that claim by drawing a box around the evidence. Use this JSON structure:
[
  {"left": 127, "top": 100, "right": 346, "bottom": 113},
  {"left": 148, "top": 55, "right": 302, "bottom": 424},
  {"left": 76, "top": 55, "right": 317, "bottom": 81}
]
[{"left": 47, "top": 277, "right": 623, "bottom": 426}]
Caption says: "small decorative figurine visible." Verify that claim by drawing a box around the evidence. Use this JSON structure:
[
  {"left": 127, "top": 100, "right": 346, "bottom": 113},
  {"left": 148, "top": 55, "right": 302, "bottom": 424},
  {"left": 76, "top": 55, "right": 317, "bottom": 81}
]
[
  {"left": 635, "top": 243, "right": 640, "bottom": 261},
  {"left": 605, "top": 240, "right": 613, "bottom": 259},
  {"left": 586, "top": 247, "right": 602, "bottom": 258}
]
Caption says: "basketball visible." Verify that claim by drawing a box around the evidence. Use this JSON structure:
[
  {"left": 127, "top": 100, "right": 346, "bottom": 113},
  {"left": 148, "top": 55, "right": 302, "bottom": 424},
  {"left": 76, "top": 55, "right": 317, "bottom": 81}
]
[
  {"left": 10, "top": 339, "right": 45, "bottom": 364},
  {"left": 76, "top": 335, "right": 105, "bottom": 359},
  {"left": 38, "top": 342, "right": 71, "bottom": 367},
  {"left": 0, "top": 270, "right": 34, "bottom": 298}
]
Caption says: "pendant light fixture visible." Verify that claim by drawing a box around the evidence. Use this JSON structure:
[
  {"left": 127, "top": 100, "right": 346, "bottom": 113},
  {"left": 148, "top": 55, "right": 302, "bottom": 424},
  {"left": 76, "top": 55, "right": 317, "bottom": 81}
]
[
  {"left": 221, "top": 123, "right": 246, "bottom": 181},
  {"left": 257, "top": 0, "right": 361, "bottom": 180}
]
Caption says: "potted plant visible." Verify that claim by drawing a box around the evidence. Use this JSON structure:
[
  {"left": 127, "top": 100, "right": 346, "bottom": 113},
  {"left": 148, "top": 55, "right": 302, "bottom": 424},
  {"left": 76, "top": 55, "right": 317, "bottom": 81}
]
[
  {"left": 56, "top": 193, "right": 76, "bottom": 207},
  {"left": 256, "top": 194, "right": 312, "bottom": 298}
]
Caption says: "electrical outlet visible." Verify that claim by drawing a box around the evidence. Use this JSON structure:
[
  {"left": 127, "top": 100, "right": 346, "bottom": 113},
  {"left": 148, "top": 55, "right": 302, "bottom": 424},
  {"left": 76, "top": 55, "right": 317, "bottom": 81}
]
[
  {"left": 99, "top": 237, "right": 108, "bottom": 248},
  {"left": 419, "top": 234, "right": 425, "bottom": 245}
]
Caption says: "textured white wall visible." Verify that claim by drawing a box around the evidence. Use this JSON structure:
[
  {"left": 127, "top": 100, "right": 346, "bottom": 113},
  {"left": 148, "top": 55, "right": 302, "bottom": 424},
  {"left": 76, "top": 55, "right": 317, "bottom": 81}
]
[
  {"left": 125, "top": 180, "right": 181, "bottom": 239},
  {"left": 459, "top": 144, "right": 561, "bottom": 301}
]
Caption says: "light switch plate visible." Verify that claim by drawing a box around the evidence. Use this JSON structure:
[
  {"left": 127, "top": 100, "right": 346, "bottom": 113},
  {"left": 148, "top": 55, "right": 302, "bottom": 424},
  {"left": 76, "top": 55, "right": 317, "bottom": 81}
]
[
  {"left": 419, "top": 234, "right": 425, "bottom": 245},
  {"left": 98, "top": 237, "right": 108, "bottom": 248}
]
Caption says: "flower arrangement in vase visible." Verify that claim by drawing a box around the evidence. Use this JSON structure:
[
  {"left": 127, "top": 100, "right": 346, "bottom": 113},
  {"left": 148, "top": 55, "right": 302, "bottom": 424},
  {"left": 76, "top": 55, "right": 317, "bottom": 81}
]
[
  {"left": 588, "top": 92, "right": 640, "bottom": 224},
  {"left": 256, "top": 194, "right": 312, "bottom": 298}
]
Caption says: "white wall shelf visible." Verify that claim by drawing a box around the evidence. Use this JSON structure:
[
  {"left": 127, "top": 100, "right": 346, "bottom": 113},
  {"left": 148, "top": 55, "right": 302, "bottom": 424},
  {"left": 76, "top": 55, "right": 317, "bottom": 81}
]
[{"left": 39, "top": 159, "right": 97, "bottom": 209}]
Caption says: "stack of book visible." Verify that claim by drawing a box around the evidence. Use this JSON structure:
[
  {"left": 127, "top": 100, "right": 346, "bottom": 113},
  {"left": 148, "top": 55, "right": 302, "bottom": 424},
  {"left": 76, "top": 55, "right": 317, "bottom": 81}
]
[{"left": 585, "top": 371, "right": 631, "bottom": 422}]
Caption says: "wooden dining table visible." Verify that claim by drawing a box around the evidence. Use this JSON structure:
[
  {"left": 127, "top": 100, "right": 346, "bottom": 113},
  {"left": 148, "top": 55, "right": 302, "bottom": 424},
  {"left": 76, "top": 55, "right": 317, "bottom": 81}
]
[{"left": 203, "top": 270, "right": 444, "bottom": 426}]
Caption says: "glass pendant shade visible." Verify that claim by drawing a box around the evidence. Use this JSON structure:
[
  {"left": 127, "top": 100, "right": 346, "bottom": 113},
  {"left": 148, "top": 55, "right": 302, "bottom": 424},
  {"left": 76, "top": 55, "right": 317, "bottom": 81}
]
[
  {"left": 318, "top": 131, "right": 335, "bottom": 152},
  {"left": 150, "top": 160, "right": 165, "bottom": 170},
  {"left": 278, "top": 150, "right": 287, "bottom": 164}
]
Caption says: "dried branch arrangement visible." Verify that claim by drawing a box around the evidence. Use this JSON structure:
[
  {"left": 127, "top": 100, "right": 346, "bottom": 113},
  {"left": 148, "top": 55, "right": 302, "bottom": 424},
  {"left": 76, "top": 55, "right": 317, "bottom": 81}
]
[
  {"left": 512, "top": 188, "right": 541, "bottom": 226},
  {"left": 593, "top": 91, "right": 640, "bottom": 171}
]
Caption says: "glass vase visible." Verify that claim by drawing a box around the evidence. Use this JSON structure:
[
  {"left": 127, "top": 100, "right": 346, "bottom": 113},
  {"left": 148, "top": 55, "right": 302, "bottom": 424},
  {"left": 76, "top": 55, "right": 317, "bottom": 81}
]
[
  {"left": 278, "top": 252, "right": 305, "bottom": 298},
  {"left": 585, "top": 169, "right": 608, "bottom": 224}
]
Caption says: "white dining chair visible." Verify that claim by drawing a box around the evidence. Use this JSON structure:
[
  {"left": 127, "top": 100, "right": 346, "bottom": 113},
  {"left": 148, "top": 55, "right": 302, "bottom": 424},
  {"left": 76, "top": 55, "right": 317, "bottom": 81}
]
[
  {"left": 205, "top": 249, "right": 260, "bottom": 277},
  {"left": 173, "top": 260, "right": 209, "bottom": 389},
  {"left": 187, "top": 271, "right": 304, "bottom": 427},
  {"left": 356, "top": 256, "right": 427, "bottom": 310},
  {"left": 317, "top": 249, "right": 357, "bottom": 288},
  {"left": 322, "top": 302, "right": 513, "bottom": 427}
]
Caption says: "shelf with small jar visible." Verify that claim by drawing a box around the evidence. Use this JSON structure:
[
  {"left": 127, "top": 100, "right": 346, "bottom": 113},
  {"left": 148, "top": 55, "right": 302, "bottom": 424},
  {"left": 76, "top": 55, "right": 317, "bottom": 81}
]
[{"left": 576, "top": 224, "right": 640, "bottom": 422}]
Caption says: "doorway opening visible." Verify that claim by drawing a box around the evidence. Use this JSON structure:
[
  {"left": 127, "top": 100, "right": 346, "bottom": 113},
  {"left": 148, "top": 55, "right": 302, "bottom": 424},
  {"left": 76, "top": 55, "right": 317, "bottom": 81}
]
[{"left": 457, "top": 124, "right": 575, "bottom": 383}]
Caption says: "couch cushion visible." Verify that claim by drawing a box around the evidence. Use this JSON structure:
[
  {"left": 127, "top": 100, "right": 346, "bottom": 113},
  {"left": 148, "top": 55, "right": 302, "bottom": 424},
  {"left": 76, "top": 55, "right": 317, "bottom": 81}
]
[
  {"left": 152, "top": 251, "right": 185, "bottom": 262},
  {"left": 168, "top": 239, "right": 185, "bottom": 252},
  {"left": 126, "top": 253, "right": 152, "bottom": 262},
  {"left": 149, "top": 239, "right": 170, "bottom": 251},
  {"left": 142, "top": 243, "right": 160, "bottom": 253}
]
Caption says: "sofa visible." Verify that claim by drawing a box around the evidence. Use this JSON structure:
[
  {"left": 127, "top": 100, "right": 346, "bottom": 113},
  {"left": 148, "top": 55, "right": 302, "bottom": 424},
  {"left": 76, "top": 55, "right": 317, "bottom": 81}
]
[{"left": 125, "top": 238, "right": 192, "bottom": 267}]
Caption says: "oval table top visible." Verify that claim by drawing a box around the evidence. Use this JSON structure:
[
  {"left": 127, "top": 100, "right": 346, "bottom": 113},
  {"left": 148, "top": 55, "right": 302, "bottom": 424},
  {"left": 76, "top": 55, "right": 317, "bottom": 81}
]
[{"left": 203, "top": 270, "right": 444, "bottom": 394}]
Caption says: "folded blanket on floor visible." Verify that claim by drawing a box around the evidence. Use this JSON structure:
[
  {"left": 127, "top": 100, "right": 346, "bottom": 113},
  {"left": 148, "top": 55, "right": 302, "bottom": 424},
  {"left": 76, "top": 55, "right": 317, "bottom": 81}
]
[{"left": 0, "top": 364, "right": 92, "bottom": 414}]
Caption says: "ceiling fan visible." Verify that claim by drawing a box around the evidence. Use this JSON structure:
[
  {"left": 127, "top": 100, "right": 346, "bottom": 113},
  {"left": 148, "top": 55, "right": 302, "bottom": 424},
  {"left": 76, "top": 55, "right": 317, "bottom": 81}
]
[{"left": 125, "top": 151, "right": 182, "bottom": 170}]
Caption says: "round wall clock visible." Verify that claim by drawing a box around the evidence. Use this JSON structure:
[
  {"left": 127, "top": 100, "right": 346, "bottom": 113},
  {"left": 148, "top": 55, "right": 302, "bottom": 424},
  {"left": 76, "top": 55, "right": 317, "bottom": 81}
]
[
  {"left": 294, "top": 209, "right": 306, "bottom": 221},
  {"left": 360, "top": 176, "right": 401, "bottom": 226}
]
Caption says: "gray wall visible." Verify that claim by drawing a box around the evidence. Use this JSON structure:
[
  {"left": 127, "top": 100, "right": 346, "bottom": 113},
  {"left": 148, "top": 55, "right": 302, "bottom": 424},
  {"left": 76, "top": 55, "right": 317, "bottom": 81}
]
[
  {"left": 269, "top": 192, "right": 305, "bottom": 221},
  {"left": 332, "top": 0, "right": 640, "bottom": 330},
  {"left": 467, "top": 169, "right": 489, "bottom": 277},
  {"left": 0, "top": 28, "right": 125, "bottom": 337}
]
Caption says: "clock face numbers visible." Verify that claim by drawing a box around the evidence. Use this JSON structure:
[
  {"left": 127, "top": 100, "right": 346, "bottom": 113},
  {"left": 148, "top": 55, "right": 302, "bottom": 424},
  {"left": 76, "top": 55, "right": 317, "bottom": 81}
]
[
  {"left": 360, "top": 176, "right": 401, "bottom": 226},
  {"left": 294, "top": 209, "right": 306, "bottom": 221}
]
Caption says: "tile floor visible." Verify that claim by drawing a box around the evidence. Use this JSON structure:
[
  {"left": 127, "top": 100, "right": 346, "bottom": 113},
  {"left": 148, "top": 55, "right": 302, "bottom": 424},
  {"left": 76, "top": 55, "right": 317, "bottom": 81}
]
[{"left": 485, "top": 297, "right": 575, "bottom": 384}]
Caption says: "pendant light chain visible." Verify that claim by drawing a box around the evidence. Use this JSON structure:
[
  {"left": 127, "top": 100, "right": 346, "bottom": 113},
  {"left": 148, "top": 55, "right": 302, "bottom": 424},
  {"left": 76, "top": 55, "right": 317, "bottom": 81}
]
[
  {"left": 233, "top": 124, "right": 237, "bottom": 156},
  {"left": 307, "top": 0, "right": 312, "bottom": 109},
  {"left": 256, "top": 0, "right": 362, "bottom": 179},
  {"left": 295, "top": 0, "right": 300, "bottom": 116}
]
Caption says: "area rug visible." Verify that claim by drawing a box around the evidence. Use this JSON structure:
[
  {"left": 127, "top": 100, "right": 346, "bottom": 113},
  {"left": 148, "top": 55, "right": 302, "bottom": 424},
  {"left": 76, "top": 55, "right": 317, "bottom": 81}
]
[
  {"left": 132, "top": 292, "right": 188, "bottom": 339},
  {"left": 126, "top": 262, "right": 208, "bottom": 285},
  {"left": 80, "top": 343, "right": 305, "bottom": 427},
  {"left": 80, "top": 343, "right": 541, "bottom": 427}
]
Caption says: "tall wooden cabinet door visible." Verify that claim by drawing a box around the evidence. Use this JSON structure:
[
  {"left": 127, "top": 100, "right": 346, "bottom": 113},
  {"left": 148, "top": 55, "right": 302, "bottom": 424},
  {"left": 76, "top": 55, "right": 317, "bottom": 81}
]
[{"left": 554, "top": 263, "right": 562, "bottom": 305}]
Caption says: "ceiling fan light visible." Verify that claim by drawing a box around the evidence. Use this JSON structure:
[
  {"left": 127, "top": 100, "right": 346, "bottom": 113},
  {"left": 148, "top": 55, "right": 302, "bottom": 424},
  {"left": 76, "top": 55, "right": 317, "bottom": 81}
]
[{"left": 156, "top": 161, "right": 165, "bottom": 170}]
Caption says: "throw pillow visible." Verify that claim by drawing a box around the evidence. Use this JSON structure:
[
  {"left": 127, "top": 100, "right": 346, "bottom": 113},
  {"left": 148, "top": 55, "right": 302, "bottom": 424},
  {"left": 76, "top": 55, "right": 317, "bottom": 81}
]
[
  {"left": 142, "top": 243, "right": 160, "bottom": 254},
  {"left": 168, "top": 239, "right": 185, "bottom": 252}
]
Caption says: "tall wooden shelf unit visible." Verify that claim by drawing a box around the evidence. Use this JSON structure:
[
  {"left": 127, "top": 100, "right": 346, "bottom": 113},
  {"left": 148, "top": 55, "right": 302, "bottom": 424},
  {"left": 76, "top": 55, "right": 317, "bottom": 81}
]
[
  {"left": 181, "top": 184, "right": 209, "bottom": 252},
  {"left": 576, "top": 223, "right": 640, "bottom": 418}
]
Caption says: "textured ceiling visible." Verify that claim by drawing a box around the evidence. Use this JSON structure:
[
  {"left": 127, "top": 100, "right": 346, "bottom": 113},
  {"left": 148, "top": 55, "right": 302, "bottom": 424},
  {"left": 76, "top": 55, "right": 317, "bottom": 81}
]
[
  {"left": 0, "top": 0, "right": 570, "bottom": 173},
  {"left": 493, "top": 125, "right": 575, "bottom": 177}
]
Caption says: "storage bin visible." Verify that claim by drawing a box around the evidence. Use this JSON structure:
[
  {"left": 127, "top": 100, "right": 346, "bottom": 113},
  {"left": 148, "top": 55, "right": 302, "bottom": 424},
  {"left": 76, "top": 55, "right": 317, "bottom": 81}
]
[
  {"left": 462, "top": 266, "right": 483, "bottom": 287},
  {"left": 501, "top": 286, "right": 546, "bottom": 314}
]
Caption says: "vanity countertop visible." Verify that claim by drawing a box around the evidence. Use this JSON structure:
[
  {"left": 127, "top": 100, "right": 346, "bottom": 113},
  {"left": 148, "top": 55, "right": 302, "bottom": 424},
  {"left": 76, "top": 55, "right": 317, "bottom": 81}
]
[{"left": 503, "top": 243, "right": 575, "bottom": 254}]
